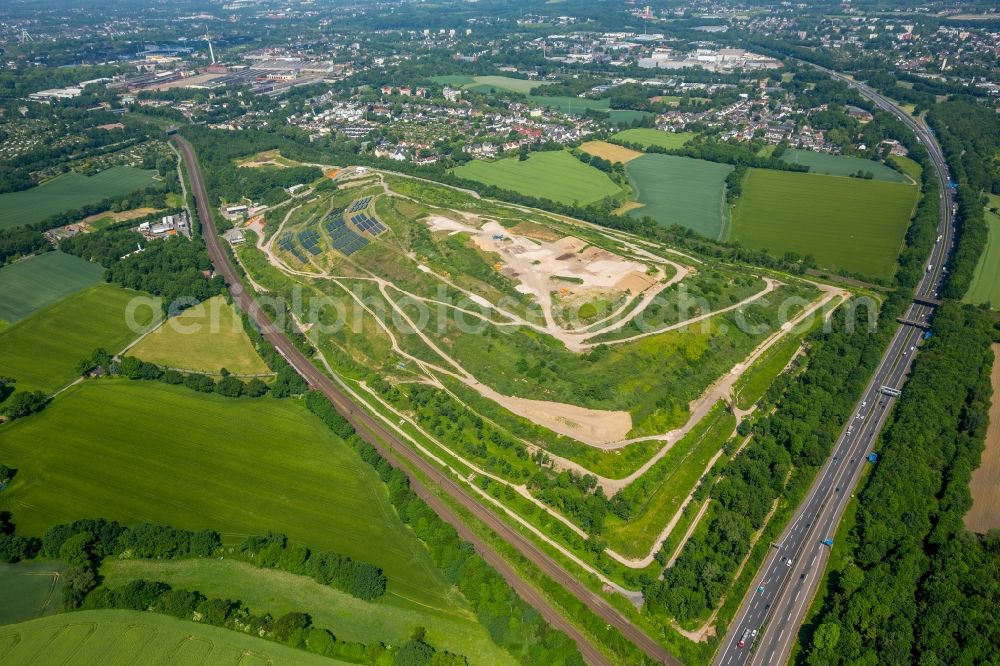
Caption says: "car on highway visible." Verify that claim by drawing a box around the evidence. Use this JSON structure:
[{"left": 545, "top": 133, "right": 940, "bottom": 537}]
[
  {"left": 738, "top": 628, "right": 752, "bottom": 649},
  {"left": 757, "top": 584, "right": 765, "bottom": 593},
  {"left": 785, "top": 558, "right": 793, "bottom": 567}
]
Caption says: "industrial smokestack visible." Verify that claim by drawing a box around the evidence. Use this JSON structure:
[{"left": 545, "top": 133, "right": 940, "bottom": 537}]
[{"left": 208, "top": 40, "right": 216, "bottom": 65}]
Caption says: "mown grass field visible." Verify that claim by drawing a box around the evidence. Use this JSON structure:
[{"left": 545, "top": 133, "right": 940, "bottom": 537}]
[
  {"left": 730, "top": 168, "right": 918, "bottom": 280},
  {"left": 0, "top": 284, "right": 153, "bottom": 393},
  {"left": 0, "top": 251, "right": 103, "bottom": 323},
  {"left": 603, "top": 404, "right": 736, "bottom": 558},
  {"left": 430, "top": 74, "right": 548, "bottom": 94},
  {"left": 129, "top": 295, "right": 270, "bottom": 375},
  {"left": 890, "top": 155, "right": 922, "bottom": 183},
  {"left": 0, "top": 380, "right": 467, "bottom": 620},
  {"left": 452, "top": 150, "right": 622, "bottom": 206},
  {"left": 963, "top": 194, "right": 1000, "bottom": 308},
  {"left": 623, "top": 154, "right": 733, "bottom": 238},
  {"left": 101, "top": 559, "right": 515, "bottom": 664},
  {"left": 611, "top": 128, "right": 696, "bottom": 150},
  {"left": 0, "top": 167, "right": 157, "bottom": 230},
  {"left": 0, "top": 610, "right": 346, "bottom": 665},
  {"left": 0, "top": 561, "right": 66, "bottom": 625},
  {"left": 579, "top": 140, "right": 643, "bottom": 164},
  {"left": 779, "top": 149, "right": 908, "bottom": 183},
  {"left": 526, "top": 95, "right": 652, "bottom": 124}
]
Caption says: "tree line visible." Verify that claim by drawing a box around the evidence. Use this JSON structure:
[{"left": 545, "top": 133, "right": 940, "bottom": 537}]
[{"left": 802, "top": 302, "right": 999, "bottom": 665}]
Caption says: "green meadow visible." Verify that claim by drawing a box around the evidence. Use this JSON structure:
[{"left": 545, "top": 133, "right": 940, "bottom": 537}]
[
  {"left": 452, "top": 150, "right": 622, "bottom": 205},
  {"left": 0, "top": 561, "right": 66, "bottom": 625},
  {"left": 0, "top": 251, "right": 104, "bottom": 323},
  {"left": 526, "top": 95, "right": 652, "bottom": 124},
  {"left": 0, "top": 166, "right": 157, "bottom": 230},
  {"left": 780, "top": 149, "right": 908, "bottom": 183},
  {"left": 612, "top": 128, "right": 697, "bottom": 150},
  {"left": 0, "top": 284, "right": 153, "bottom": 393},
  {"left": 730, "top": 168, "right": 917, "bottom": 280},
  {"left": 623, "top": 154, "right": 733, "bottom": 238},
  {"left": 963, "top": 194, "right": 1000, "bottom": 308}
]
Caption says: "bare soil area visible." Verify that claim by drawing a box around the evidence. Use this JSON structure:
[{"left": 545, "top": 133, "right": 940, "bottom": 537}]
[{"left": 965, "top": 343, "right": 1000, "bottom": 534}]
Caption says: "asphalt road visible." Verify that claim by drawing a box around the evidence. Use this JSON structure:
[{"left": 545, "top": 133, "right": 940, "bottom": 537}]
[
  {"left": 170, "top": 135, "right": 682, "bottom": 666},
  {"left": 714, "top": 69, "right": 955, "bottom": 666}
]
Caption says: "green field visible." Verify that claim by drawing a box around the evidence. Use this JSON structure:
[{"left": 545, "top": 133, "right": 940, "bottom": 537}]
[
  {"left": 452, "top": 150, "right": 622, "bottom": 205},
  {"left": 0, "top": 561, "right": 66, "bottom": 625},
  {"left": 0, "top": 167, "right": 157, "bottom": 230},
  {"left": 101, "top": 559, "right": 515, "bottom": 664},
  {"left": 780, "top": 149, "right": 908, "bottom": 183},
  {"left": 623, "top": 154, "right": 733, "bottom": 238},
  {"left": 0, "top": 380, "right": 492, "bottom": 647},
  {"left": 0, "top": 284, "right": 153, "bottom": 393},
  {"left": 963, "top": 194, "right": 1000, "bottom": 308},
  {"left": 731, "top": 168, "right": 918, "bottom": 279},
  {"left": 612, "top": 128, "right": 697, "bottom": 151},
  {"left": 431, "top": 74, "right": 548, "bottom": 94},
  {"left": 0, "top": 252, "right": 103, "bottom": 323},
  {"left": 890, "top": 155, "right": 922, "bottom": 183},
  {"left": 0, "top": 610, "right": 347, "bottom": 665},
  {"left": 526, "top": 95, "right": 653, "bottom": 124},
  {"left": 129, "top": 295, "right": 270, "bottom": 375}
]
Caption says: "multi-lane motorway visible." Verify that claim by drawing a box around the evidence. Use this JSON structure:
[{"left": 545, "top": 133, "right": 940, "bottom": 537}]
[{"left": 715, "top": 69, "right": 955, "bottom": 666}]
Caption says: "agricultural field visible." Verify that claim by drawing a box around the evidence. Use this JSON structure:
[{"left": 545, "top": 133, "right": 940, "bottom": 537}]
[
  {"left": 0, "top": 251, "right": 103, "bottom": 324},
  {"left": 0, "top": 610, "right": 346, "bottom": 665},
  {"left": 779, "top": 148, "right": 909, "bottom": 183},
  {"left": 730, "top": 168, "right": 918, "bottom": 279},
  {"left": 101, "top": 559, "right": 515, "bottom": 664},
  {"left": 962, "top": 194, "right": 1000, "bottom": 308},
  {"left": 579, "top": 140, "right": 642, "bottom": 164},
  {"left": 0, "top": 561, "right": 66, "bottom": 625},
  {"left": 611, "top": 128, "right": 697, "bottom": 151},
  {"left": 129, "top": 295, "right": 270, "bottom": 375},
  {"left": 623, "top": 154, "right": 733, "bottom": 238},
  {"left": 0, "top": 166, "right": 157, "bottom": 230},
  {"left": 0, "top": 380, "right": 493, "bottom": 645},
  {"left": 965, "top": 343, "right": 1000, "bottom": 534},
  {"left": 0, "top": 284, "right": 153, "bottom": 393},
  {"left": 452, "top": 150, "right": 622, "bottom": 205}
]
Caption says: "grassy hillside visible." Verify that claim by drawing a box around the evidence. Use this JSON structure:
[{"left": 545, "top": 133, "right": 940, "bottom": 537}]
[
  {"left": 730, "top": 168, "right": 917, "bottom": 280},
  {"left": 0, "top": 251, "right": 103, "bottom": 323},
  {"left": 0, "top": 167, "right": 157, "bottom": 229},
  {"left": 0, "top": 284, "right": 153, "bottom": 392},
  {"left": 452, "top": 150, "right": 622, "bottom": 206}
]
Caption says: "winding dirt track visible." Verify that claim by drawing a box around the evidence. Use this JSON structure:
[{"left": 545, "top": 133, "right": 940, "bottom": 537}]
[{"left": 171, "top": 135, "right": 680, "bottom": 666}]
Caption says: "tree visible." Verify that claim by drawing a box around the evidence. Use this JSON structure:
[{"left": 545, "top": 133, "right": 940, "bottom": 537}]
[{"left": 1, "top": 390, "right": 49, "bottom": 419}]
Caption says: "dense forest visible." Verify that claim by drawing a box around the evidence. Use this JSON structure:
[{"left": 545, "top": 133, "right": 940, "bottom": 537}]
[{"left": 802, "top": 303, "right": 1000, "bottom": 665}]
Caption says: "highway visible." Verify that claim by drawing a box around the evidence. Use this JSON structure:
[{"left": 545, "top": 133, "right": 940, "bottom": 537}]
[
  {"left": 714, "top": 68, "right": 955, "bottom": 666},
  {"left": 170, "top": 135, "right": 681, "bottom": 666}
]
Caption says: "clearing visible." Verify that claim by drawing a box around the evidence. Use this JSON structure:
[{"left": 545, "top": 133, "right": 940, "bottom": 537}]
[
  {"left": 962, "top": 194, "right": 1000, "bottom": 308},
  {"left": 0, "top": 251, "right": 103, "bottom": 323},
  {"left": 730, "top": 168, "right": 918, "bottom": 280},
  {"left": 452, "top": 150, "right": 623, "bottom": 206},
  {"left": 0, "top": 380, "right": 475, "bottom": 622},
  {"left": 0, "top": 610, "right": 346, "bottom": 665},
  {"left": 779, "top": 149, "right": 909, "bottom": 183},
  {"left": 0, "top": 283, "right": 153, "bottom": 393},
  {"left": 623, "top": 154, "right": 733, "bottom": 239},
  {"left": 430, "top": 74, "right": 549, "bottom": 95},
  {"left": 0, "top": 166, "right": 157, "bottom": 230},
  {"left": 965, "top": 342, "right": 1000, "bottom": 534},
  {"left": 612, "top": 129, "right": 697, "bottom": 151},
  {"left": 0, "top": 561, "right": 66, "bottom": 625},
  {"left": 128, "top": 295, "right": 270, "bottom": 375},
  {"left": 579, "top": 140, "right": 643, "bottom": 164}
]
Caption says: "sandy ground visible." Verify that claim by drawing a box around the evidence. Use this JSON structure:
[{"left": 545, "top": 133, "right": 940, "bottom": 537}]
[
  {"left": 613, "top": 201, "right": 646, "bottom": 215},
  {"left": 579, "top": 140, "right": 644, "bottom": 164},
  {"left": 152, "top": 73, "right": 227, "bottom": 90},
  {"left": 965, "top": 342, "right": 1000, "bottom": 534},
  {"left": 80, "top": 206, "right": 159, "bottom": 226}
]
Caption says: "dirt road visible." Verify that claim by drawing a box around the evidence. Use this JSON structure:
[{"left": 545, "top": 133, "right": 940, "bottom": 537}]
[{"left": 171, "top": 135, "right": 680, "bottom": 666}]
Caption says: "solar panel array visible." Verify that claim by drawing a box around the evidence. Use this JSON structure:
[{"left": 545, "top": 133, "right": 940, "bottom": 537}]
[
  {"left": 324, "top": 215, "right": 368, "bottom": 256},
  {"left": 277, "top": 232, "right": 307, "bottom": 263},
  {"left": 347, "top": 196, "right": 372, "bottom": 213},
  {"left": 351, "top": 213, "right": 386, "bottom": 235},
  {"left": 298, "top": 229, "right": 322, "bottom": 255}
]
